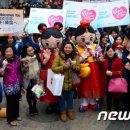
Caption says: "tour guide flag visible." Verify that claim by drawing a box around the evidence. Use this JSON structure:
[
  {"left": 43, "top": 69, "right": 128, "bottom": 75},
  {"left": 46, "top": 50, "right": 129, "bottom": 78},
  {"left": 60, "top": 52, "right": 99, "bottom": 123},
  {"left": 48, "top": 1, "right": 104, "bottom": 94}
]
[
  {"left": 97, "top": 0, "right": 129, "bottom": 28},
  {"left": 63, "top": 1, "right": 98, "bottom": 29},
  {"left": 28, "top": 8, "right": 66, "bottom": 33},
  {"left": 0, "top": 9, "right": 24, "bottom": 35}
]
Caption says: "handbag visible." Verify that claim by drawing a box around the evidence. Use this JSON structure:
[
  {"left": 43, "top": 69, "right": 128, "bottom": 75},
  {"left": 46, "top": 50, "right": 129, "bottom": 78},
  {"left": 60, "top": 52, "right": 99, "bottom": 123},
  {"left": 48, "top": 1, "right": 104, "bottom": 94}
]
[
  {"left": 47, "top": 69, "right": 64, "bottom": 96},
  {"left": 72, "top": 71, "right": 81, "bottom": 86},
  {"left": 108, "top": 73, "right": 128, "bottom": 93},
  {"left": 31, "top": 83, "right": 45, "bottom": 98}
]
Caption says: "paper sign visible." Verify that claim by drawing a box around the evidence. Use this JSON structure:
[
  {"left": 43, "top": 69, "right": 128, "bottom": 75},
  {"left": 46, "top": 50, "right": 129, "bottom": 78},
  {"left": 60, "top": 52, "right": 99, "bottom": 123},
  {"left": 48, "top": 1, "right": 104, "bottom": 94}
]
[
  {"left": 97, "top": 0, "right": 129, "bottom": 28},
  {"left": 63, "top": 1, "right": 98, "bottom": 29},
  {"left": 0, "top": 9, "right": 24, "bottom": 35},
  {"left": 63, "top": 0, "right": 129, "bottom": 29},
  {"left": 28, "top": 8, "right": 66, "bottom": 33}
]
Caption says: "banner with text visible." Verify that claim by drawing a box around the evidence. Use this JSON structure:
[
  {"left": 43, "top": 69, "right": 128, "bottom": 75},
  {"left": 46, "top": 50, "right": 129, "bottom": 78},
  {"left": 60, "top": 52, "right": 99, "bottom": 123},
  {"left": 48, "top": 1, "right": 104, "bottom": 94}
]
[
  {"left": 63, "top": 0, "right": 129, "bottom": 28},
  {"left": 0, "top": 9, "right": 24, "bottom": 35},
  {"left": 28, "top": 8, "right": 66, "bottom": 33},
  {"left": 97, "top": 0, "right": 129, "bottom": 28},
  {"left": 63, "top": 1, "right": 98, "bottom": 29}
]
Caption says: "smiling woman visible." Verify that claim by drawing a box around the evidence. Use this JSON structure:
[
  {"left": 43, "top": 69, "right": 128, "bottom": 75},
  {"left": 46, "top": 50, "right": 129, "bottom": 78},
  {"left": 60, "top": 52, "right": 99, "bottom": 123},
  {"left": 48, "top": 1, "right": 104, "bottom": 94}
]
[{"left": 52, "top": 41, "right": 80, "bottom": 121}]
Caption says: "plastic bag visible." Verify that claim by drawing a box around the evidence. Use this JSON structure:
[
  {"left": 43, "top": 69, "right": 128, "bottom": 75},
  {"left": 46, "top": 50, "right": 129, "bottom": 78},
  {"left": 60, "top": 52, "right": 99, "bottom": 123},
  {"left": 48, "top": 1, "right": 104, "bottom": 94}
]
[{"left": 31, "top": 83, "right": 45, "bottom": 98}]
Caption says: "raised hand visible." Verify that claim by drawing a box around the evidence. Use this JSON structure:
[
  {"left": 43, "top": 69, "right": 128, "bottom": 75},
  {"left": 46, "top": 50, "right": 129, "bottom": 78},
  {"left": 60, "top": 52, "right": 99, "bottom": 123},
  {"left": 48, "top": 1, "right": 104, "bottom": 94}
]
[
  {"left": 43, "top": 49, "right": 51, "bottom": 60},
  {"left": 127, "top": 54, "right": 130, "bottom": 60},
  {"left": 106, "top": 70, "right": 112, "bottom": 76},
  {"left": 68, "top": 58, "right": 76, "bottom": 65},
  {"left": 0, "top": 68, "right": 4, "bottom": 75},
  {"left": 63, "top": 61, "right": 71, "bottom": 69}
]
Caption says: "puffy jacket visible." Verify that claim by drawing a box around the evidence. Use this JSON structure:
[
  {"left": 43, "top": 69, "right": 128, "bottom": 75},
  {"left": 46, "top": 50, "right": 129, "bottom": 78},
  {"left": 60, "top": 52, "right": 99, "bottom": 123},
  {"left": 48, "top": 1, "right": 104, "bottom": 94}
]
[{"left": 52, "top": 52, "right": 80, "bottom": 91}]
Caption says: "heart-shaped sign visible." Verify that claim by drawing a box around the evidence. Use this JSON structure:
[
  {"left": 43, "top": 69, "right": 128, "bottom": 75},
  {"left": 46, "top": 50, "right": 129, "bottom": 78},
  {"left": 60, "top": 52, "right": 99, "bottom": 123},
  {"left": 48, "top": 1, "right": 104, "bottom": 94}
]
[
  {"left": 48, "top": 15, "right": 63, "bottom": 27},
  {"left": 81, "top": 9, "right": 96, "bottom": 23},
  {"left": 112, "top": 6, "right": 127, "bottom": 20}
]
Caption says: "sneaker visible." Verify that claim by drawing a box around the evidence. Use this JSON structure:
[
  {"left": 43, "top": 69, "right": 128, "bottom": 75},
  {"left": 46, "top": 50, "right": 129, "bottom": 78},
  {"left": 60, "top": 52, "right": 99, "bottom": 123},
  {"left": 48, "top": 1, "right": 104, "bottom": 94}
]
[
  {"left": 90, "top": 104, "right": 97, "bottom": 110},
  {"left": 90, "top": 104, "right": 101, "bottom": 111},
  {"left": 10, "top": 121, "right": 17, "bottom": 126},
  {"left": 94, "top": 104, "right": 101, "bottom": 111},
  {"left": 79, "top": 105, "right": 88, "bottom": 112},
  {"left": 17, "top": 117, "right": 22, "bottom": 121}
]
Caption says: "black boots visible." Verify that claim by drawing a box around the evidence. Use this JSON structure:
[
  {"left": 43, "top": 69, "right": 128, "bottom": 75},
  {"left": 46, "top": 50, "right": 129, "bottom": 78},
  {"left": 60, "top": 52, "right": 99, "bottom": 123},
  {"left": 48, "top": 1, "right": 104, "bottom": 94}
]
[
  {"left": 33, "top": 107, "right": 38, "bottom": 115},
  {"left": 29, "top": 106, "right": 38, "bottom": 116}
]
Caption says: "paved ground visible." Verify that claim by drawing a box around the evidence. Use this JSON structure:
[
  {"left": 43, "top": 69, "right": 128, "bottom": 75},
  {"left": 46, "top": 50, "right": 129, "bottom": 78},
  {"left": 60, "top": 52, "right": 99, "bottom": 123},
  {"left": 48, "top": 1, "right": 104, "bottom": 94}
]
[{"left": 0, "top": 95, "right": 130, "bottom": 130}]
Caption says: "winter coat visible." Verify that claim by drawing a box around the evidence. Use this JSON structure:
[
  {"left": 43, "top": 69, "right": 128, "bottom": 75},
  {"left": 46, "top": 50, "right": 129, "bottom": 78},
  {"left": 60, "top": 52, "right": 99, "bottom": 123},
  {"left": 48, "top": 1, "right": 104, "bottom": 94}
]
[
  {"left": 2, "top": 56, "right": 22, "bottom": 95},
  {"left": 52, "top": 52, "right": 80, "bottom": 91},
  {"left": 98, "top": 56, "right": 124, "bottom": 95},
  {"left": 21, "top": 55, "right": 40, "bottom": 89}
]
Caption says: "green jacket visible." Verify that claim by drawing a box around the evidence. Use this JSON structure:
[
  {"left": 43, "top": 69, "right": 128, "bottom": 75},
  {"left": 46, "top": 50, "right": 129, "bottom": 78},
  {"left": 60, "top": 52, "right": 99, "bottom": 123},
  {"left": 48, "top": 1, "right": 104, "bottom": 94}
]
[{"left": 52, "top": 53, "right": 80, "bottom": 91}]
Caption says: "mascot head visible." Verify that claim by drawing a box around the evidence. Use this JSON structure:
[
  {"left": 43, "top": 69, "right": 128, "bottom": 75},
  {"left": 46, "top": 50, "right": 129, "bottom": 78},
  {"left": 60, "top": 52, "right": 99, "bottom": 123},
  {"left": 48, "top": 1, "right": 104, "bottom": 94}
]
[
  {"left": 38, "top": 22, "right": 63, "bottom": 50},
  {"left": 75, "top": 19, "right": 95, "bottom": 47}
]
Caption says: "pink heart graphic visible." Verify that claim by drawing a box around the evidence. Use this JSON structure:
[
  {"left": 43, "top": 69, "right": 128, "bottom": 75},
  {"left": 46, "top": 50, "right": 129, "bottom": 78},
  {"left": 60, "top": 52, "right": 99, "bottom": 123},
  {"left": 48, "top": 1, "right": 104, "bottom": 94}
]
[
  {"left": 112, "top": 6, "right": 127, "bottom": 20},
  {"left": 81, "top": 9, "right": 96, "bottom": 23},
  {"left": 48, "top": 15, "right": 63, "bottom": 27}
]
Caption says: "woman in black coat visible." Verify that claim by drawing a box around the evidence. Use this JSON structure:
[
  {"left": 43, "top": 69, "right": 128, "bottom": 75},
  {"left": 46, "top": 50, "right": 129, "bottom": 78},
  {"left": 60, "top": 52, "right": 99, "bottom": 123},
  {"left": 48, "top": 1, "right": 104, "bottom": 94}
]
[{"left": 122, "top": 41, "right": 130, "bottom": 110}]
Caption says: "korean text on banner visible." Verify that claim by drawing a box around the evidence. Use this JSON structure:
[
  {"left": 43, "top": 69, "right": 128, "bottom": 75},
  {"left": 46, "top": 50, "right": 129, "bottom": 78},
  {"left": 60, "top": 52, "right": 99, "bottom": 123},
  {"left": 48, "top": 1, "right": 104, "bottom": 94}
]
[
  {"left": 0, "top": 9, "right": 24, "bottom": 35},
  {"left": 63, "top": 1, "right": 98, "bottom": 29},
  {"left": 97, "top": 0, "right": 129, "bottom": 28},
  {"left": 63, "top": 0, "right": 129, "bottom": 28},
  {"left": 28, "top": 8, "right": 66, "bottom": 33}
]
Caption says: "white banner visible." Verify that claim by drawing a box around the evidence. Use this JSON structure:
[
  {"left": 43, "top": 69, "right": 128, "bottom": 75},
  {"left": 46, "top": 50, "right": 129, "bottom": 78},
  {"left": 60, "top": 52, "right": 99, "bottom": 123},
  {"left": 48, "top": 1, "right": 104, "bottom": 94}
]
[
  {"left": 0, "top": 9, "right": 24, "bottom": 35},
  {"left": 97, "top": 0, "right": 129, "bottom": 28},
  {"left": 28, "top": 8, "right": 66, "bottom": 33},
  {"left": 63, "top": 1, "right": 98, "bottom": 29},
  {"left": 63, "top": 0, "right": 129, "bottom": 29}
]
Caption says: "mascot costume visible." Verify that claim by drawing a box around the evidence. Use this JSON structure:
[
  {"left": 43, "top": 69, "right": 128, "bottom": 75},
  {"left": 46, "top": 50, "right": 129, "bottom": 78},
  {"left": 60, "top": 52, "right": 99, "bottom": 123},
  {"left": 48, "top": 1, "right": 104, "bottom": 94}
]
[
  {"left": 75, "top": 20, "right": 102, "bottom": 112},
  {"left": 38, "top": 22, "right": 63, "bottom": 114}
]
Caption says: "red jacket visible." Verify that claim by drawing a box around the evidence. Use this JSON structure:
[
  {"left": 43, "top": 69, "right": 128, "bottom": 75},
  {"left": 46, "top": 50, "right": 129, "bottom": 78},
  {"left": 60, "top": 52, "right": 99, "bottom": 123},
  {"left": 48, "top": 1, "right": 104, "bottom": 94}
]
[
  {"left": 98, "top": 57, "right": 124, "bottom": 97},
  {"left": 113, "top": 42, "right": 125, "bottom": 51},
  {"left": 103, "top": 57, "right": 124, "bottom": 77}
]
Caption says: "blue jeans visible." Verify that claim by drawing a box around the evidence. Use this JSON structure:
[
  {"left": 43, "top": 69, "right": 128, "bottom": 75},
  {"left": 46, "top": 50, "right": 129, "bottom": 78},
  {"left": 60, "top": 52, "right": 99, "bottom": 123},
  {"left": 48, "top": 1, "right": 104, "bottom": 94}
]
[{"left": 59, "top": 90, "right": 73, "bottom": 112}]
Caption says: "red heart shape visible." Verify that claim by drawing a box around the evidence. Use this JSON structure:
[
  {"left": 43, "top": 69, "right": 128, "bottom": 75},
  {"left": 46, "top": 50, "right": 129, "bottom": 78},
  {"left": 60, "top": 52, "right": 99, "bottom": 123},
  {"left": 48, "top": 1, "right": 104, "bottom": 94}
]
[
  {"left": 81, "top": 9, "right": 96, "bottom": 23},
  {"left": 112, "top": 6, "right": 127, "bottom": 20},
  {"left": 48, "top": 15, "right": 63, "bottom": 27}
]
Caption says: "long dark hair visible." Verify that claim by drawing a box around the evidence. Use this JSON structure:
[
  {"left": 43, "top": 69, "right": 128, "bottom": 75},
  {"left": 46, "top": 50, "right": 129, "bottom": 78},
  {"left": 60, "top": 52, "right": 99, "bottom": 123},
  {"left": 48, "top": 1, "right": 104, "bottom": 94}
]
[
  {"left": 21, "top": 43, "right": 41, "bottom": 62},
  {"left": 3, "top": 45, "right": 16, "bottom": 59},
  {"left": 60, "top": 41, "right": 76, "bottom": 60},
  {"left": 100, "top": 33, "right": 109, "bottom": 43},
  {"left": 6, "top": 36, "right": 16, "bottom": 46},
  {"left": 105, "top": 45, "right": 117, "bottom": 59},
  {"left": 114, "top": 35, "right": 124, "bottom": 43}
]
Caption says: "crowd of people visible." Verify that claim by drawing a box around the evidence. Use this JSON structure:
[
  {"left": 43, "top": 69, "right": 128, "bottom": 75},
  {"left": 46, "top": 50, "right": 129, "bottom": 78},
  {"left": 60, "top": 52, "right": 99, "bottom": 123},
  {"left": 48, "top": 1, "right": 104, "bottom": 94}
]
[
  {"left": 7, "top": 0, "right": 63, "bottom": 17},
  {"left": 0, "top": 20, "right": 130, "bottom": 126}
]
